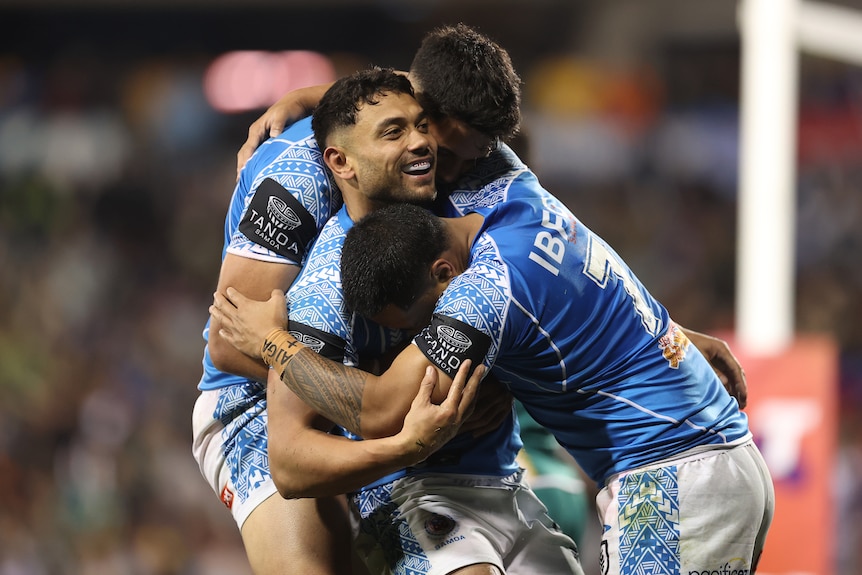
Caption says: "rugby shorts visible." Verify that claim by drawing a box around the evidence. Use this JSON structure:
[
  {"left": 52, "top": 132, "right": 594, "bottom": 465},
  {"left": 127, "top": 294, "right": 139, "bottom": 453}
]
[
  {"left": 351, "top": 470, "right": 585, "bottom": 575},
  {"left": 596, "top": 439, "right": 775, "bottom": 575},
  {"left": 192, "top": 382, "right": 276, "bottom": 528}
]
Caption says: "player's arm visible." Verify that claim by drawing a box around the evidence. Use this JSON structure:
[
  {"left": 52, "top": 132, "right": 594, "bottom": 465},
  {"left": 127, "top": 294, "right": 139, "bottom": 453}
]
[
  {"left": 267, "top": 360, "right": 483, "bottom": 498},
  {"left": 276, "top": 335, "right": 449, "bottom": 438},
  {"left": 237, "top": 83, "right": 333, "bottom": 176},
  {"left": 208, "top": 254, "right": 299, "bottom": 382},
  {"left": 678, "top": 325, "right": 747, "bottom": 408},
  {"left": 210, "top": 288, "right": 475, "bottom": 438}
]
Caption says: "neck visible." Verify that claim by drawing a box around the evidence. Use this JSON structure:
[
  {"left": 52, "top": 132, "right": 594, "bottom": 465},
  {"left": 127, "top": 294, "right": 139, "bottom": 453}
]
[
  {"left": 443, "top": 213, "right": 484, "bottom": 273},
  {"left": 340, "top": 185, "right": 378, "bottom": 223}
]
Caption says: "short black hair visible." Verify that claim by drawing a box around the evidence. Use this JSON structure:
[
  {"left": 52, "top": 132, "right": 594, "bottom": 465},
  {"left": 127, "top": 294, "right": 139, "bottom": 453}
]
[
  {"left": 312, "top": 66, "right": 415, "bottom": 149},
  {"left": 342, "top": 203, "right": 447, "bottom": 318},
  {"left": 409, "top": 23, "right": 521, "bottom": 141}
]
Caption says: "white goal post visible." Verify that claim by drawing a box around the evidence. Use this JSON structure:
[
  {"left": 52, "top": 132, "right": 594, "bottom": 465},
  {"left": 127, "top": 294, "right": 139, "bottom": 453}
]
[{"left": 736, "top": 0, "right": 862, "bottom": 355}]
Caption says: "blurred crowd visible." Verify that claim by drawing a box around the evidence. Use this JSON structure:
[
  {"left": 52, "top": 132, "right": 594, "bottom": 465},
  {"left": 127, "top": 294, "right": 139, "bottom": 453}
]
[{"left": 1, "top": 34, "right": 861, "bottom": 575}]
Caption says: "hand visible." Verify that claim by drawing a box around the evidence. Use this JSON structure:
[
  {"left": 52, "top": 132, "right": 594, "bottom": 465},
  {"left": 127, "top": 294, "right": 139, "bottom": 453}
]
[
  {"left": 210, "top": 287, "right": 288, "bottom": 359},
  {"left": 236, "top": 107, "right": 287, "bottom": 179},
  {"left": 459, "top": 370, "right": 514, "bottom": 437},
  {"left": 236, "top": 84, "right": 330, "bottom": 178},
  {"left": 683, "top": 327, "right": 748, "bottom": 408},
  {"left": 400, "top": 361, "right": 485, "bottom": 465}
]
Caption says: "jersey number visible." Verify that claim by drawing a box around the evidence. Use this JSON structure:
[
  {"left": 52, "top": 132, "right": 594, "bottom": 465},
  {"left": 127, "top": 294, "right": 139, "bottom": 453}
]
[{"left": 583, "top": 235, "right": 660, "bottom": 336}]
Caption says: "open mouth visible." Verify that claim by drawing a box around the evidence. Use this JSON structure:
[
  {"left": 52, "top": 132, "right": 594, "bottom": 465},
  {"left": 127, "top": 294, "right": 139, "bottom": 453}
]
[{"left": 402, "top": 158, "right": 433, "bottom": 176}]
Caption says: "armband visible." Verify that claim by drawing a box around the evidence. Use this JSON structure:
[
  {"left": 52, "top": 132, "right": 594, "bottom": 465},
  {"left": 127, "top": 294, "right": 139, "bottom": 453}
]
[{"left": 260, "top": 328, "right": 302, "bottom": 375}]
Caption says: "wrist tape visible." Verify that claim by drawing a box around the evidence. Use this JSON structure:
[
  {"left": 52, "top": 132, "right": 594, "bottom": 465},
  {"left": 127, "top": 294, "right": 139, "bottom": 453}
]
[{"left": 260, "top": 328, "right": 299, "bottom": 375}]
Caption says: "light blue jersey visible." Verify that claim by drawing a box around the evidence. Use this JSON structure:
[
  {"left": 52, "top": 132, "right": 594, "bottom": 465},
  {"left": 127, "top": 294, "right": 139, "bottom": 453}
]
[
  {"left": 416, "top": 191, "right": 750, "bottom": 486},
  {"left": 287, "top": 144, "right": 535, "bottom": 488},
  {"left": 198, "top": 117, "right": 341, "bottom": 391}
]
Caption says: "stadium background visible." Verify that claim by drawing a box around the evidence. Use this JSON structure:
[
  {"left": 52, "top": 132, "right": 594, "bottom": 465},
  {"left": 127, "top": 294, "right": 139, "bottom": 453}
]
[{"left": 1, "top": 0, "right": 860, "bottom": 573}]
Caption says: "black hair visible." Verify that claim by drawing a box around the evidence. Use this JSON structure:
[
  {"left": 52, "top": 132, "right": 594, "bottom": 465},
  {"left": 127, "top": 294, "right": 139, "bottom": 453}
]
[
  {"left": 409, "top": 23, "right": 521, "bottom": 141},
  {"left": 342, "top": 203, "right": 448, "bottom": 318},
  {"left": 311, "top": 66, "right": 415, "bottom": 148}
]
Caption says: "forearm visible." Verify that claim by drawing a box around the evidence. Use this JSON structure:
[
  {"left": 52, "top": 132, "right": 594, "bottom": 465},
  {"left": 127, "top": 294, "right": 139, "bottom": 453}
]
[
  {"left": 269, "top": 428, "right": 425, "bottom": 499},
  {"left": 208, "top": 333, "right": 269, "bottom": 383},
  {"left": 262, "top": 329, "right": 428, "bottom": 438},
  {"left": 268, "top": 361, "right": 479, "bottom": 499},
  {"left": 263, "top": 330, "right": 369, "bottom": 435}
]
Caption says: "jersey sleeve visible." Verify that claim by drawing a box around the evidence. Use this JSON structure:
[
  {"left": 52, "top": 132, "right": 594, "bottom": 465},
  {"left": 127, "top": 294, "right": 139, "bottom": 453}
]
[
  {"left": 285, "top": 212, "right": 355, "bottom": 365},
  {"left": 413, "top": 235, "right": 510, "bottom": 375},
  {"left": 226, "top": 118, "right": 340, "bottom": 265},
  {"left": 229, "top": 177, "right": 321, "bottom": 264}
]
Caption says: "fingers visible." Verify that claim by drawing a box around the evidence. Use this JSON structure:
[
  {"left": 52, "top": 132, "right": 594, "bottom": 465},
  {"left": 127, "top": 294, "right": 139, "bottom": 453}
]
[
  {"left": 270, "top": 288, "right": 286, "bottom": 302},
  {"left": 224, "top": 286, "right": 248, "bottom": 305},
  {"left": 212, "top": 290, "right": 236, "bottom": 312},
  {"left": 269, "top": 120, "right": 286, "bottom": 138},
  {"left": 413, "top": 366, "right": 438, "bottom": 406},
  {"left": 236, "top": 121, "right": 268, "bottom": 177}
]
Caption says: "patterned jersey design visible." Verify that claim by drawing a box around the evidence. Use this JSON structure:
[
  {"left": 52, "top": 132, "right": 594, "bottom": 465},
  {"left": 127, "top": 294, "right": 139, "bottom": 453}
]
[
  {"left": 289, "top": 205, "right": 522, "bottom": 475},
  {"left": 287, "top": 207, "right": 360, "bottom": 366},
  {"left": 213, "top": 382, "right": 271, "bottom": 504},
  {"left": 617, "top": 467, "right": 681, "bottom": 574},
  {"left": 199, "top": 117, "right": 341, "bottom": 392},
  {"left": 438, "top": 143, "right": 527, "bottom": 217},
  {"left": 353, "top": 484, "right": 432, "bottom": 575},
  {"left": 428, "top": 235, "right": 510, "bottom": 370},
  {"left": 421, "top": 193, "right": 750, "bottom": 486},
  {"left": 226, "top": 117, "right": 341, "bottom": 263}
]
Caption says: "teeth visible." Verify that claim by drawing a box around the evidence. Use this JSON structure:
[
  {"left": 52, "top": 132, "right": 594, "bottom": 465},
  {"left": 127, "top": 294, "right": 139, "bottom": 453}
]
[{"left": 404, "top": 160, "right": 431, "bottom": 174}]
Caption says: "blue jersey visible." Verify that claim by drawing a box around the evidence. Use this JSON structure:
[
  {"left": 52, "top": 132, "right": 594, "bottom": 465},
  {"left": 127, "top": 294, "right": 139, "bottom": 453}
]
[
  {"left": 287, "top": 144, "right": 534, "bottom": 487},
  {"left": 415, "top": 192, "right": 750, "bottom": 486},
  {"left": 198, "top": 117, "right": 342, "bottom": 391}
]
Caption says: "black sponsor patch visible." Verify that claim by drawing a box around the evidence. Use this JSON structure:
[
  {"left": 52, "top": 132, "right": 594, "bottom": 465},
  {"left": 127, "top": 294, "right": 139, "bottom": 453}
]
[
  {"left": 599, "top": 540, "right": 609, "bottom": 575},
  {"left": 287, "top": 320, "right": 347, "bottom": 362},
  {"left": 415, "top": 313, "right": 490, "bottom": 378},
  {"left": 238, "top": 177, "right": 318, "bottom": 264}
]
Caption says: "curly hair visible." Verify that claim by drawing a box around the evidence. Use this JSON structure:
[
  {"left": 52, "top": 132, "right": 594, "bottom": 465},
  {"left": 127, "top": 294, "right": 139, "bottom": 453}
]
[
  {"left": 342, "top": 204, "right": 448, "bottom": 318},
  {"left": 409, "top": 23, "right": 522, "bottom": 141}
]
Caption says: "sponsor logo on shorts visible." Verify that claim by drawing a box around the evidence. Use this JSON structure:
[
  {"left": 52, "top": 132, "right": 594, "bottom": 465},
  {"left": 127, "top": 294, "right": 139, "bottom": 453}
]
[
  {"left": 688, "top": 562, "right": 751, "bottom": 575},
  {"left": 599, "top": 540, "right": 609, "bottom": 575},
  {"left": 220, "top": 485, "right": 234, "bottom": 509}
]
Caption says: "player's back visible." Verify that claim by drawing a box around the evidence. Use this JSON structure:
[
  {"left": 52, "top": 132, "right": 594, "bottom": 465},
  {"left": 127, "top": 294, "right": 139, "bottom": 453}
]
[{"left": 448, "top": 196, "right": 750, "bottom": 485}]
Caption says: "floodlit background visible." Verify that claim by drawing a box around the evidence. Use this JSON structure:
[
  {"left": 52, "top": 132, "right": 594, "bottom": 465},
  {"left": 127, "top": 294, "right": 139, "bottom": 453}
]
[{"left": 1, "top": 1, "right": 860, "bottom": 573}]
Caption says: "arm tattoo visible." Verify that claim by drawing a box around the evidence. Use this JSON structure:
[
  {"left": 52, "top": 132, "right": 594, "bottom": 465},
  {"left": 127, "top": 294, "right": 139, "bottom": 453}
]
[{"left": 279, "top": 347, "right": 366, "bottom": 435}]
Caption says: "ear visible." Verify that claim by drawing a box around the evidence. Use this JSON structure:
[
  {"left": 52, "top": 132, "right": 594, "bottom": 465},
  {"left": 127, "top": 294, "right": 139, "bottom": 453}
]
[
  {"left": 323, "top": 146, "right": 354, "bottom": 179},
  {"left": 430, "top": 258, "right": 456, "bottom": 287}
]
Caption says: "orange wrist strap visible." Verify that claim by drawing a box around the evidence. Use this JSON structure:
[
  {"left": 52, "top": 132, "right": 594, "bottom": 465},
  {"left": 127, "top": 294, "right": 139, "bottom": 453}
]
[{"left": 260, "top": 328, "right": 300, "bottom": 375}]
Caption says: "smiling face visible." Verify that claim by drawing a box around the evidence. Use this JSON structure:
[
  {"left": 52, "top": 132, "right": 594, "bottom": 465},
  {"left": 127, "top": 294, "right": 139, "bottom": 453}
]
[{"left": 336, "top": 91, "right": 438, "bottom": 207}]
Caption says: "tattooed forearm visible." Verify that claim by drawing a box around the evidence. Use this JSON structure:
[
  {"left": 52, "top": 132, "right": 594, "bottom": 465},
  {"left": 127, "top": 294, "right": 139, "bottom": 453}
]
[{"left": 280, "top": 347, "right": 367, "bottom": 435}]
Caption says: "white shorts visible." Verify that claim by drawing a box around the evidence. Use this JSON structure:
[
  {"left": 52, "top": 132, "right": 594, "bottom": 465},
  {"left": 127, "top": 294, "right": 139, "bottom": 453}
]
[
  {"left": 192, "top": 383, "right": 276, "bottom": 529},
  {"left": 596, "top": 440, "right": 774, "bottom": 575},
  {"left": 351, "top": 471, "right": 584, "bottom": 575}
]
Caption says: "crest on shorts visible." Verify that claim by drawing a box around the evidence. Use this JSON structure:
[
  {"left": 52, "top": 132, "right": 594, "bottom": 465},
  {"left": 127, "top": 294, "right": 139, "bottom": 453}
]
[
  {"left": 424, "top": 514, "right": 457, "bottom": 539},
  {"left": 220, "top": 485, "right": 234, "bottom": 509}
]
